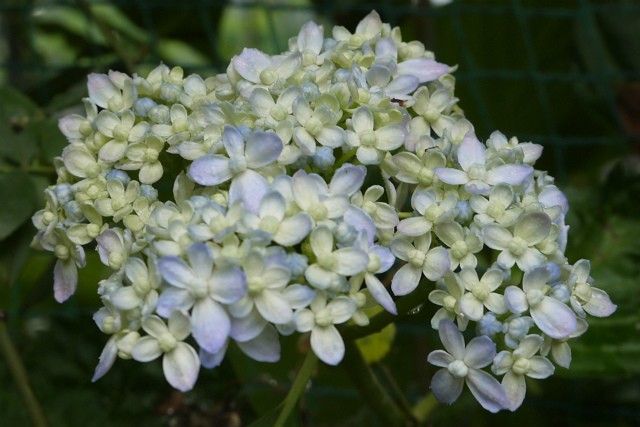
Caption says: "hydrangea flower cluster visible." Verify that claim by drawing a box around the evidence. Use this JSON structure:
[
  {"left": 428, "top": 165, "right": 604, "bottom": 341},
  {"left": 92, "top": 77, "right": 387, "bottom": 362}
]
[{"left": 32, "top": 11, "right": 616, "bottom": 411}]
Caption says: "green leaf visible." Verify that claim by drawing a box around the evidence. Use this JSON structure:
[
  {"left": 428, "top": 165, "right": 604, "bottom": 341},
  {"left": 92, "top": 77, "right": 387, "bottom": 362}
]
[
  {"left": 156, "top": 39, "right": 210, "bottom": 67},
  {"left": 34, "top": 119, "right": 67, "bottom": 162},
  {"left": 563, "top": 215, "right": 640, "bottom": 377},
  {"left": 0, "top": 172, "right": 38, "bottom": 240},
  {"left": 356, "top": 323, "right": 396, "bottom": 364},
  {"left": 0, "top": 87, "right": 42, "bottom": 165},
  {"left": 32, "top": 6, "right": 106, "bottom": 46},
  {"left": 217, "top": 0, "right": 318, "bottom": 61}
]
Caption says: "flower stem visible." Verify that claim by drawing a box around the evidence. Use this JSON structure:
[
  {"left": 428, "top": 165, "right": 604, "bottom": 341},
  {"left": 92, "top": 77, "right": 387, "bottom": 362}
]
[
  {"left": 342, "top": 339, "right": 410, "bottom": 427},
  {"left": 274, "top": 350, "right": 318, "bottom": 427},
  {"left": 0, "top": 164, "right": 56, "bottom": 176},
  {"left": 0, "top": 312, "right": 48, "bottom": 427}
]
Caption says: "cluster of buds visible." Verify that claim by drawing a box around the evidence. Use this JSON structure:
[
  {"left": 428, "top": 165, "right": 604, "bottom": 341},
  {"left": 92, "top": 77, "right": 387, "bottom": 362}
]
[{"left": 32, "top": 11, "right": 615, "bottom": 411}]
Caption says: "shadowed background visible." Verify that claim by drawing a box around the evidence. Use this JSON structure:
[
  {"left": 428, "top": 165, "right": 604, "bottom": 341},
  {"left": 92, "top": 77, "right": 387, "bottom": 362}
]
[{"left": 0, "top": 0, "right": 639, "bottom": 425}]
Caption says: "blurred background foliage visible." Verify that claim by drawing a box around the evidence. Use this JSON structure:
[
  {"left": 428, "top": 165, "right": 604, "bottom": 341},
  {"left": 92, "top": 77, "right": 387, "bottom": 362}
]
[{"left": 1, "top": 0, "right": 639, "bottom": 426}]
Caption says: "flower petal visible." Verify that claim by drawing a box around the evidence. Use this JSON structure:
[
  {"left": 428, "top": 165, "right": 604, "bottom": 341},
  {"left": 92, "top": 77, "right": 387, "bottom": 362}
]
[
  {"left": 457, "top": 133, "right": 485, "bottom": 171},
  {"left": 391, "top": 264, "right": 421, "bottom": 296},
  {"left": 397, "top": 58, "right": 449, "bottom": 83},
  {"left": 583, "top": 287, "right": 616, "bottom": 317},
  {"left": 310, "top": 325, "right": 345, "bottom": 365},
  {"left": 259, "top": 192, "right": 286, "bottom": 222},
  {"left": 531, "top": 296, "right": 577, "bottom": 339},
  {"left": 504, "top": 286, "right": 528, "bottom": 314},
  {"left": 527, "top": 356, "right": 555, "bottom": 379},
  {"left": 464, "top": 336, "right": 496, "bottom": 369},
  {"left": 482, "top": 225, "right": 512, "bottom": 250},
  {"left": 501, "top": 371, "right": 526, "bottom": 411},
  {"left": 131, "top": 336, "right": 162, "bottom": 362},
  {"left": 333, "top": 248, "right": 369, "bottom": 276},
  {"left": 397, "top": 216, "right": 430, "bottom": 236},
  {"left": 237, "top": 324, "right": 281, "bottom": 363},
  {"left": 427, "top": 349, "right": 455, "bottom": 368},
  {"left": 246, "top": 131, "right": 283, "bottom": 168},
  {"left": 352, "top": 107, "right": 374, "bottom": 134},
  {"left": 514, "top": 212, "right": 551, "bottom": 245},
  {"left": 163, "top": 343, "right": 200, "bottom": 392},
  {"left": 157, "top": 288, "right": 193, "bottom": 317},
  {"left": 423, "top": 247, "right": 451, "bottom": 281},
  {"left": 460, "top": 293, "right": 484, "bottom": 321},
  {"left": 186, "top": 243, "right": 214, "bottom": 280},
  {"left": 200, "top": 342, "right": 228, "bottom": 369},
  {"left": 274, "top": 213, "right": 312, "bottom": 246},
  {"left": 192, "top": 298, "right": 230, "bottom": 354},
  {"left": 188, "top": 155, "right": 232, "bottom": 186},
  {"left": 92, "top": 337, "right": 118, "bottom": 382},
  {"left": 435, "top": 168, "right": 468, "bottom": 185},
  {"left": 466, "top": 368, "right": 508, "bottom": 413},
  {"left": 210, "top": 266, "right": 247, "bottom": 304},
  {"left": 158, "top": 256, "right": 195, "bottom": 289},
  {"left": 486, "top": 164, "right": 533, "bottom": 186},
  {"left": 53, "top": 259, "right": 77, "bottom": 303},
  {"left": 228, "top": 170, "right": 270, "bottom": 214},
  {"left": 364, "top": 273, "right": 397, "bottom": 315},
  {"left": 438, "top": 319, "right": 465, "bottom": 360},
  {"left": 230, "top": 309, "right": 267, "bottom": 342},
  {"left": 329, "top": 164, "right": 366, "bottom": 196},
  {"left": 232, "top": 48, "right": 271, "bottom": 83},
  {"left": 430, "top": 369, "right": 463, "bottom": 404},
  {"left": 255, "top": 289, "right": 293, "bottom": 324}
]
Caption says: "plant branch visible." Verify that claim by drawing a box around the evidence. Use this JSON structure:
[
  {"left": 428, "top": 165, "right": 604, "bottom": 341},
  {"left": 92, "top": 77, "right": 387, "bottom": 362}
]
[
  {"left": 0, "top": 164, "right": 56, "bottom": 176},
  {"left": 0, "top": 312, "right": 48, "bottom": 427},
  {"left": 342, "top": 339, "right": 410, "bottom": 427},
  {"left": 274, "top": 350, "right": 318, "bottom": 427}
]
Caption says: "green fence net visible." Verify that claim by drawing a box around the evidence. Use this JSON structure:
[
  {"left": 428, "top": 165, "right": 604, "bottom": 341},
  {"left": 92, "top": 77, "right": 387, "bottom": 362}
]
[
  {"left": 1, "top": 1, "right": 639, "bottom": 425},
  {"left": 1, "top": 0, "right": 638, "bottom": 182}
]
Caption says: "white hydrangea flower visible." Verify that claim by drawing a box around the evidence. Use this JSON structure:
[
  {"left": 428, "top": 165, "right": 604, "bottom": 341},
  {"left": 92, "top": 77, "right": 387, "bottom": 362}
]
[
  {"left": 33, "top": 11, "right": 615, "bottom": 402},
  {"left": 434, "top": 222, "right": 483, "bottom": 270},
  {"left": 470, "top": 184, "right": 522, "bottom": 227},
  {"left": 566, "top": 259, "right": 616, "bottom": 317},
  {"left": 428, "top": 274, "right": 468, "bottom": 330},
  {"left": 157, "top": 243, "right": 246, "bottom": 353},
  {"left": 241, "top": 191, "right": 312, "bottom": 246},
  {"left": 435, "top": 132, "right": 533, "bottom": 195},
  {"left": 390, "top": 233, "right": 450, "bottom": 295},
  {"left": 428, "top": 320, "right": 508, "bottom": 412},
  {"left": 396, "top": 189, "right": 458, "bottom": 237},
  {"left": 294, "top": 294, "right": 356, "bottom": 365},
  {"left": 235, "top": 251, "right": 294, "bottom": 324},
  {"left": 131, "top": 312, "right": 200, "bottom": 391},
  {"left": 504, "top": 267, "right": 577, "bottom": 339},
  {"left": 491, "top": 334, "right": 554, "bottom": 411},
  {"left": 482, "top": 212, "right": 552, "bottom": 271},
  {"left": 346, "top": 106, "right": 406, "bottom": 164},
  {"left": 458, "top": 268, "right": 507, "bottom": 321},
  {"left": 87, "top": 71, "right": 137, "bottom": 112},
  {"left": 304, "top": 226, "right": 369, "bottom": 290}
]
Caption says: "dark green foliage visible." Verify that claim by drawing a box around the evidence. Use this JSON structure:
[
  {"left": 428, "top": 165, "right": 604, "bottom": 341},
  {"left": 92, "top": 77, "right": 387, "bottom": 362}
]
[{"left": 0, "top": 1, "right": 639, "bottom": 426}]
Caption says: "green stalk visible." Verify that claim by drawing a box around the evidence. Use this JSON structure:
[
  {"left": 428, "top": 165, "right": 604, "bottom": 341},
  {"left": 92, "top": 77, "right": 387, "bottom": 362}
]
[
  {"left": 274, "top": 351, "right": 318, "bottom": 427},
  {"left": 342, "top": 339, "right": 409, "bottom": 427},
  {"left": 0, "top": 313, "right": 48, "bottom": 427}
]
